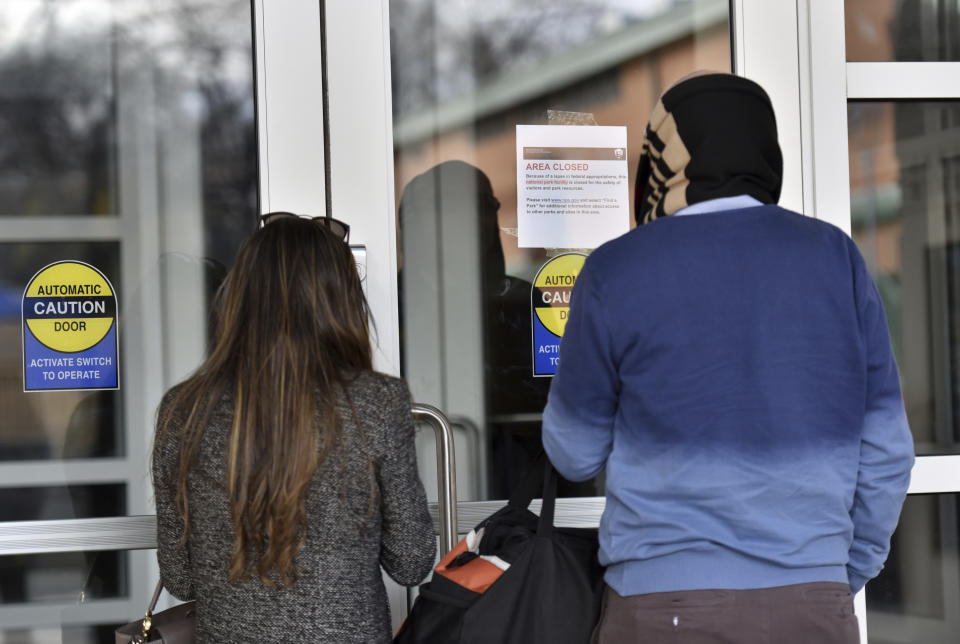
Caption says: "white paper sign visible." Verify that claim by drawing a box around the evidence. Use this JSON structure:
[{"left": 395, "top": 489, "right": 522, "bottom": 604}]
[{"left": 516, "top": 125, "right": 630, "bottom": 249}]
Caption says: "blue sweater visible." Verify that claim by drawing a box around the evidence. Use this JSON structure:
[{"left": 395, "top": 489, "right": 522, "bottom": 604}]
[{"left": 543, "top": 204, "right": 914, "bottom": 596}]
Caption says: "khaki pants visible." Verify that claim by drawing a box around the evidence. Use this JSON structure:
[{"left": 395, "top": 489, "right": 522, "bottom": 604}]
[{"left": 590, "top": 582, "right": 859, "bottom": 644}]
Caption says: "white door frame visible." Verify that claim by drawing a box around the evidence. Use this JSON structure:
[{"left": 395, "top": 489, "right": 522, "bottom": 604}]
[{"left": 255, "top": 0, "right": 328, "bottom": 219}]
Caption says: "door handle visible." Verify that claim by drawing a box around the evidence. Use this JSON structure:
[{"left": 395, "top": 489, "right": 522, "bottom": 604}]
[{"left": 411, "top": 403, "right": 458, "bottom": 553}]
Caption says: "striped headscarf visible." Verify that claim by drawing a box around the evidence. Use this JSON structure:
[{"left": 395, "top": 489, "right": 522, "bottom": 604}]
[{"left": 635, "top": 73, "right": 783, "bottom": 225}]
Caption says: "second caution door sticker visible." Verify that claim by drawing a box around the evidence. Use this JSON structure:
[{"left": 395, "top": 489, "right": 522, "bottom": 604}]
[{"left": 531, "top": 252, "right": 586, "bottom": 377}]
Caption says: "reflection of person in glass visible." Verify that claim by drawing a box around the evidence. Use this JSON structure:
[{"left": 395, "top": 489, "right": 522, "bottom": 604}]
[
  {"left": 398, "top": 161, "right": 552, "bottom": 498},
  {"left": 544, "top": 73, "right": 914, "bottom": 643},
  {"left": 152, "top": 215, "right": 435, "bottom": 642}
]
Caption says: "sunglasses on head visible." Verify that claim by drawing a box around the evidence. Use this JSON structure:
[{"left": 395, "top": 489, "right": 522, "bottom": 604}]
[{"left": 259, "top": 212, "right": 350, "bottom": 243}]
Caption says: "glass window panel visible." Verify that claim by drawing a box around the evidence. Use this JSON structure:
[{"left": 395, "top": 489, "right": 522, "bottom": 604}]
[
  {"left": 391, "top": 0, "right": 730, "bottom": 500},
  {"left": 59, "top": 624, "right": 121, "bottom": 644},
  {"left": 849, "top": 101, "right": 960, "bottom": 456},
  {"left": 0, "top": 242, "right": 121, "bottom": 461},
  {"left": 0, "top": 1, "right": 117, "bottom": 215},
  {"left": 3, "top": 624, "right": 118, "bottom": 644},
  {"left": 846, "top": 0, "right": 960, "bottom": 62},
  {"left": 0, "top": 550, "right": 126, "bottom": 604},
  {"left": 866, "top": 494, "right": 960, "bottom": 643},
  {"left": 0, "top": 484, "right": 124, "bottom": 522}
]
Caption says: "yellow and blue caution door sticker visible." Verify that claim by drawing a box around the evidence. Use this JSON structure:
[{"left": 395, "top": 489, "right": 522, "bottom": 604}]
[
  {"left": 531, "top": 252, "right": 586, "bottom": 377},
  {"left": 22, "top": 260, "right": 119, "bottom": 392}
]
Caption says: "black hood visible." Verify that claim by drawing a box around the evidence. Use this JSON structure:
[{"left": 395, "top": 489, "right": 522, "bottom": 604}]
[{"left": 634, "top": 73, "right": 783, "bottom": 225}]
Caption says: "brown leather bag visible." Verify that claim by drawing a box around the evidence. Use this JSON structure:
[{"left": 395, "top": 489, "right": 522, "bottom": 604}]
[{"left": 115, "top": 580, "right": 196, "bottom": 644}]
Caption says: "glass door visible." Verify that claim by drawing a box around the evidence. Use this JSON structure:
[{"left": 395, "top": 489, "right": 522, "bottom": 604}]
[
  {"left": 0, "top": 1, "right": 258, "bottom": 639},
  {"left": 387, "top": 0, "right": 734, "bottom": 503},
  {"left": 325, "top": 0, "right": 908, "bottom": 636},
  {"left": 327, "top": 0, "right": 813, "bottom": 510},
  {"left": 327, "top": 0, "right": 818, "bottom": 513},
  {"left": 392, "top": 0, "right": 738, "bottom": 504}
]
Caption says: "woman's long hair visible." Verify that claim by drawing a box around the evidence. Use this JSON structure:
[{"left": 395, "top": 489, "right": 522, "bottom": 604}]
[{"left": 155, "top": 216, "right": 372, "bottom": 587}]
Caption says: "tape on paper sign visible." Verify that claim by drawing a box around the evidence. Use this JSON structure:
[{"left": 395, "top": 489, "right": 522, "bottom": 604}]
[
  {"left": 22, "top": 260, "right": 120, "bottom": 392},
  {"left": 531, "top": 252, "right": 586, "bottom": 377}
]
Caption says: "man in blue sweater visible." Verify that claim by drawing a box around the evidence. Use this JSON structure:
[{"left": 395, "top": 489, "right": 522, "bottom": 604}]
[{"left": 542, "top": 72, "right": 914, "bottom": 643}]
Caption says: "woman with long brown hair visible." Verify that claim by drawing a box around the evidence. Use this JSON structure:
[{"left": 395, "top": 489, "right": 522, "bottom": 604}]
[{"left": 152, "top": 214, "right": 435, "bottom": 642}]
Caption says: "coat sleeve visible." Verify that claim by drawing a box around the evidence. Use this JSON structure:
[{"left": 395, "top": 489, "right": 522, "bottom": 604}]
[
  {"left": 847, "top": 260, "right": 914, "bottom": 593},
  {"left": 152, "top": 400, "right": 195, "bottom": 601},
  {"left": 377, "top": 379, "right": 437, "bottom": 585},
  {"left": 542, "top": 261, "right": 618, "bottom": 482}
]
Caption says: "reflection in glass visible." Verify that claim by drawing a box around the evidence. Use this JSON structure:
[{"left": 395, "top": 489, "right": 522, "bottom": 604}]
[
  {"left": 0, "top": 1, "right": 117, "bottom": 216},
  {"left": 866, "top": 494, "right": 960, "bottom": 643},
  {"left": 846, "top": 0, "right": 960, "bottom": 62},
  {"left": 849, "top": 101, "right": 960, "bottom": 456},
  {"left": 391, "top": 0, "right": 730, "bottom": 500}
]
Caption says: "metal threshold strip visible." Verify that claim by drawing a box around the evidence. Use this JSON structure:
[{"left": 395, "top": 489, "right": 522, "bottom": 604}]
[
  {"left": 0, "top": 515, "right": 158, "bottom": 555},
  {"left": 428, "top": 497, "right": 606, "bottom": 532},
  {"left": 0, "top": 498, "right": 605, "bottom": 556}
]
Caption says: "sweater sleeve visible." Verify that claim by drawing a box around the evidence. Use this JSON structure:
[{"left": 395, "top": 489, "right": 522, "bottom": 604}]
[
  {"left": 152, "top": 401, "right": 195, "bottom": 601},
  {"left": 847, "top": 260, "right": 914, "bottom": 593},
  {"left": 542, "top": 261, "right": 618, "bottom": 482},
  {"left": 377, "top": 379, "right": 437, "bottom": 586}
]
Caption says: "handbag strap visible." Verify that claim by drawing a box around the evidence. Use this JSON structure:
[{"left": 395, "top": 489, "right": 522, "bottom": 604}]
[
  {"left": 134, "top": 580, "right": 165, "bottom": 643},
  {"left": 148, "top": 579, "right": 164, "bottom": 613}
]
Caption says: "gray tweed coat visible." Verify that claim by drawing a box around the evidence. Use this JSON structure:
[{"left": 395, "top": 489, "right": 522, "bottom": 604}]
[{"left": 152, "top": 372, "right": 436, "bottom": 643}]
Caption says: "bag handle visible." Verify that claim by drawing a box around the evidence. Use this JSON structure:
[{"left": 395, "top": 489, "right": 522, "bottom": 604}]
[
  {"left": 537, "top": 462, "right": 558, "bottom": 538},
  {"left": 506, "top": 450, "right": 559, "bottom": 538},
  {"left": 507, "top": 450, "right": 548, "bottom": 509}
]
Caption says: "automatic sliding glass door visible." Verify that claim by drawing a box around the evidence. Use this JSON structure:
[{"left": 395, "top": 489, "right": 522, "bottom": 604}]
[{"left": 0, "top": 1, "right": 257, "bottom": 639}]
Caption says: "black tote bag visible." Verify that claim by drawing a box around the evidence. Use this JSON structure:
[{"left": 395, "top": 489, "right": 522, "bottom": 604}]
[{"left": 395, "top": 456, "right": 604, "bottom": 644}]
